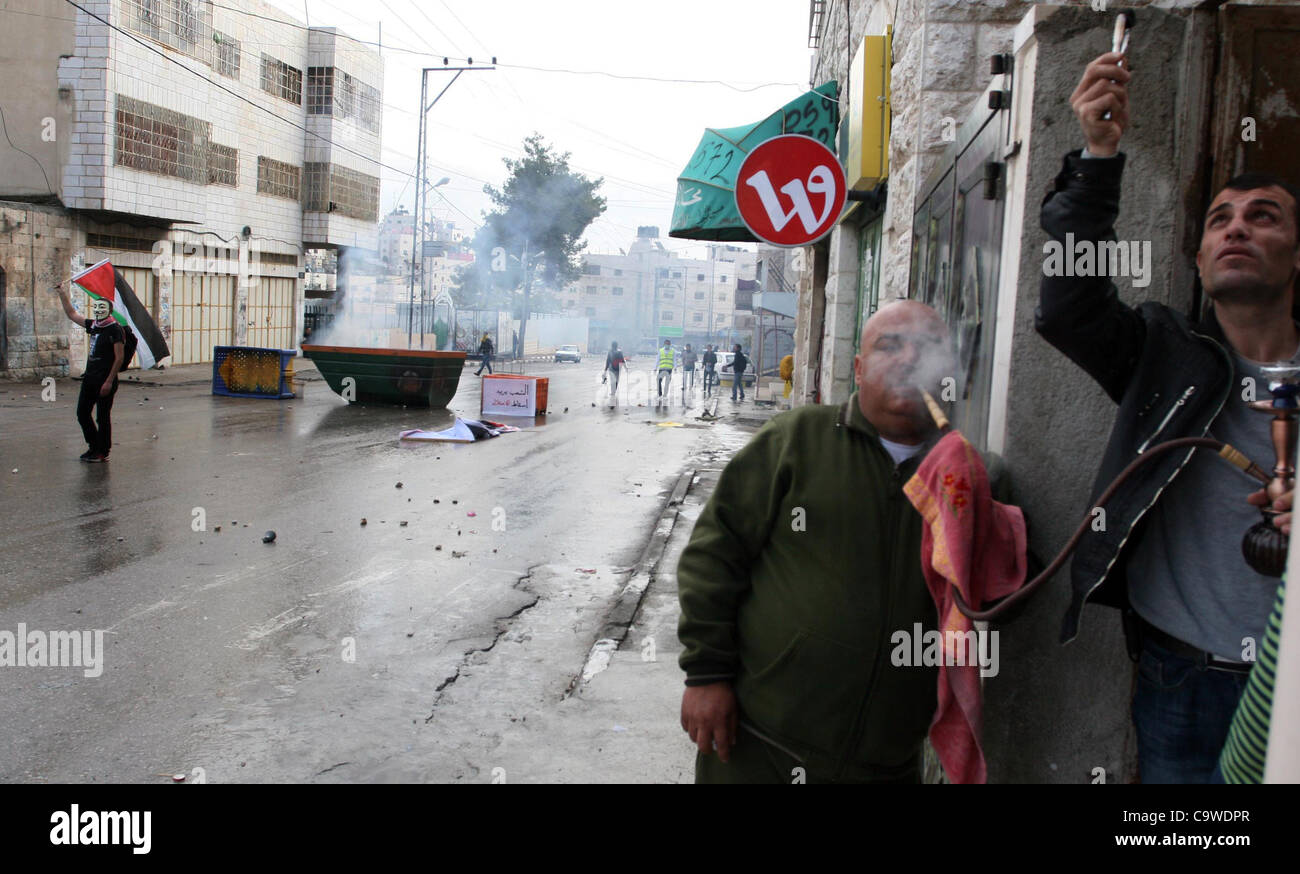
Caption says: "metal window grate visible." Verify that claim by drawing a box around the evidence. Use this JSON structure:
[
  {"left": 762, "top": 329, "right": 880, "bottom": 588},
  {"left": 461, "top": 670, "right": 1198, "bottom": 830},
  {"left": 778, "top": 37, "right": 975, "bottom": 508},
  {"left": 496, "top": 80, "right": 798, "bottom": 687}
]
[
  {"left": 306, "top": 66, "right": 380, "bottom": 133},
  {"left": 260, "top": 54, "right": 302, "bottom": 105},
  {"left": 207, "top": 143, "right": 237, "bottom": 186},
  {"left": 114, "top": 94, "right": 208, "bottom": 182},
  {"left": 256, "top": 155, "right": 301, "bottom": 200},
  {"left": 121, "top": 0, "right": 212, "bottom": 63},
  {"left": 306, "top": 66, "right": 333, "bottom": 115},
  {"left": 302, "top": 162, "right": 379, "bottom": 221},
  {"left": 212, "top": 30, "right": 240, "bottom": 78},
  {"left": 808, "top": 0, "right": 826, "bottom": 50},
  {"left": 86, "top": 232, "right": 159, "bottom": 252}
]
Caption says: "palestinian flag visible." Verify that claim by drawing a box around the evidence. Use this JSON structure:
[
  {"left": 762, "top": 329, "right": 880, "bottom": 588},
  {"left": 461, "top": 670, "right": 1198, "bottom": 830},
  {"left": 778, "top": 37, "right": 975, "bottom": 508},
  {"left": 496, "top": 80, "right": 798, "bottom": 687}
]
[{"left": 71, "top": 258, "right": 169, "bottom": 369}]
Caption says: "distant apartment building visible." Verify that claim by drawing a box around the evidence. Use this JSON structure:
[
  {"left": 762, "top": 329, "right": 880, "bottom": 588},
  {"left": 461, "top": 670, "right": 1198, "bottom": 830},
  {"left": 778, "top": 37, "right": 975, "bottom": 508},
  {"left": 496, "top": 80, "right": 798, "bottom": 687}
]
[
  {"left": 560, "top": 227, "right": 756, "bottom": 352},
  {"left": 379, "top": 207, "right": 415, "bottom": 273},
  {"left": 0, "top": 0, "right": 382, "bottom": 376}
]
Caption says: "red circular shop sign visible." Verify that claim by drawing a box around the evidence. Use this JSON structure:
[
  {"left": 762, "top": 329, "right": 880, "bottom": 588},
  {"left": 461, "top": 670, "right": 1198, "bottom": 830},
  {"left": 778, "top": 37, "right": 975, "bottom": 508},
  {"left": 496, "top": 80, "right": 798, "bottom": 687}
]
[{"left": 734, "top": 134, "right": 847, "bottom": 247}]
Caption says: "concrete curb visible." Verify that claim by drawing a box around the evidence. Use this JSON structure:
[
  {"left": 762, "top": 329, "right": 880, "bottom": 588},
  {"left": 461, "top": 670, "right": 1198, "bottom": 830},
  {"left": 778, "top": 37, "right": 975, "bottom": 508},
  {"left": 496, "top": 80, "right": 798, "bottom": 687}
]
[{"left": 568, "top": 467, "right": 695, "bottom": 693}]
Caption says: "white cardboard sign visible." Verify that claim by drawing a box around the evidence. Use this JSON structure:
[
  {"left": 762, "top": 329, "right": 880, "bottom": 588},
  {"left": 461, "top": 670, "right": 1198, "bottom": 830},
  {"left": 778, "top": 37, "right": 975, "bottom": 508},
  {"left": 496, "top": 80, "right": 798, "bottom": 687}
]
[{"left": 481, "top": 376, "right": 537, "bottom": 417}]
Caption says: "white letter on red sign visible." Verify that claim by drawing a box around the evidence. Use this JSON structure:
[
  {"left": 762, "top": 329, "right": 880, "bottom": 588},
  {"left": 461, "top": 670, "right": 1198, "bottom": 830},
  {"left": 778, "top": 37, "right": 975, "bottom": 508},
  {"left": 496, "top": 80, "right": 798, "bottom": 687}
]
[{"left": 744, "top": 167, "right": 836, "bottom": 235}]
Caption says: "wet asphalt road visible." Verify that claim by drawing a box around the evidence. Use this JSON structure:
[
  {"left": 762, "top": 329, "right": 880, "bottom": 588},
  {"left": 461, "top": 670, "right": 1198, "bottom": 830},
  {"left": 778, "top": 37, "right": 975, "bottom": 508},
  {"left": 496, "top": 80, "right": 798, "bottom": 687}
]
[{"left": 0, "top": 357, "right": 757, "bottom": 782}]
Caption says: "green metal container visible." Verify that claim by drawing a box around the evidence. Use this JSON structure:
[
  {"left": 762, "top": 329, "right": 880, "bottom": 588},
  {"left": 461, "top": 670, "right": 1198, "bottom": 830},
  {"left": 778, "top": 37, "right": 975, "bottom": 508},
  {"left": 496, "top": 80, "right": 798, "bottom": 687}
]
[{"left": 302, "top": 344, "right": 466, "bottom": 408}]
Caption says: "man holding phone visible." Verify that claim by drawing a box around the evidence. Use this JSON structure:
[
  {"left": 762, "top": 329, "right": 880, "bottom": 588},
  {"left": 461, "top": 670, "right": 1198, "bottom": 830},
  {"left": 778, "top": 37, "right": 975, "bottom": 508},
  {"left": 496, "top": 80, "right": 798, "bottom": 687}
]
[{"left": 1038, "top": 46, "right": 1300, "bottom": 782}]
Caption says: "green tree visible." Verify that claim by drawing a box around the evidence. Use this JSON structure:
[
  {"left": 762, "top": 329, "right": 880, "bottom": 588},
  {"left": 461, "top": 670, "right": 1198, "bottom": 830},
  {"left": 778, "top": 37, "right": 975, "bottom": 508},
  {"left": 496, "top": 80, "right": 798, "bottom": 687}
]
[{"left": 453, "top": 133, "right": 605, "bottom": 351}]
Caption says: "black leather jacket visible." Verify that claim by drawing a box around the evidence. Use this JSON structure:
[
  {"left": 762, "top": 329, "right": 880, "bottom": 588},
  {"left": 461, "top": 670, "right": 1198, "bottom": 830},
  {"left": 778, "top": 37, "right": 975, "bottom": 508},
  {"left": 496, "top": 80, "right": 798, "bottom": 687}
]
[{"left": 1036, "top": 150, "right": 1235, "bottom": 643}]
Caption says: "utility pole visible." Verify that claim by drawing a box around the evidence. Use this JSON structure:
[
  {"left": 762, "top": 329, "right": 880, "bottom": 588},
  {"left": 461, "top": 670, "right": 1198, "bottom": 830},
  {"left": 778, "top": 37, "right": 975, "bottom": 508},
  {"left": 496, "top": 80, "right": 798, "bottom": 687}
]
[{"left": 406, "top": 60, "right": 494, "bottom": 349}]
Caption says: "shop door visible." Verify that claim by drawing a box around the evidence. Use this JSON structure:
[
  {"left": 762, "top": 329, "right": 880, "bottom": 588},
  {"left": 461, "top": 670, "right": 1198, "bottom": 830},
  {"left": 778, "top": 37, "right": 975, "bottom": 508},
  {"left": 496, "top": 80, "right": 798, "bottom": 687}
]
[
  {"left": 247, "top": 276, "right": 296, "bottom": 351},
  {"left": 171, "top": 272, "right": 234, "bottom": 365}
]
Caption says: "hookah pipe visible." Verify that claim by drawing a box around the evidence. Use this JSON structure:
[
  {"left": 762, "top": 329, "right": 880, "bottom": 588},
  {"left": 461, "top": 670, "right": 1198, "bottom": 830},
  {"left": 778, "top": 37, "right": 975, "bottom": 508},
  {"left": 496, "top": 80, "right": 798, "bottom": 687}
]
[{"left": 917, "top": 389, "right": 1287, "bottom": 622}]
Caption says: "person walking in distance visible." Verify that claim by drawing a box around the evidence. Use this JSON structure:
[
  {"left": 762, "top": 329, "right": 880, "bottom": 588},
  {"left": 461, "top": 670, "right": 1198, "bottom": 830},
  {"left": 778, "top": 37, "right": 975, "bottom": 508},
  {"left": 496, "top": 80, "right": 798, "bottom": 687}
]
[
  {"left": 475, "top": 332, "right": 495, "bottom": 376},
  {"left": 681, "top": 344, "right": 699, "bottom": 394},
  {"left": 54, "top": 283, "right": 125, "bottom": 462},
  {"left": 656, "top": 338, "right": 675, "bottom": 402},
  {"left": 604, "top": 340, "right": 626, "bottom": 404},
  {"left": 702, "top": 344, "right": 718, "bottom": 397},
  {"left": 729, "top": 344, "right": 749, "bottom": 402}
]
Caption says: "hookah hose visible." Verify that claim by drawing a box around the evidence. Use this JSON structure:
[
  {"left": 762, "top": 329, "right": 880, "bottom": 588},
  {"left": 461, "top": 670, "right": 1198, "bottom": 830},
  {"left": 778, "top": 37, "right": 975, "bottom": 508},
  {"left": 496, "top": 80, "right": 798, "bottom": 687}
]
[{"left": 952, "top": 436, "right": 1271, "bottom": 622}]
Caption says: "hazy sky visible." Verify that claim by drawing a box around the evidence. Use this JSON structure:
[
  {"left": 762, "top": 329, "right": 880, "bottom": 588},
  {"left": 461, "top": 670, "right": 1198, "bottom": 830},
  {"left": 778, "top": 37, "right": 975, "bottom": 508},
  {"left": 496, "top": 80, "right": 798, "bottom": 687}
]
[{"left": 262, "top": 0, "right": 813, "bottom": 258}]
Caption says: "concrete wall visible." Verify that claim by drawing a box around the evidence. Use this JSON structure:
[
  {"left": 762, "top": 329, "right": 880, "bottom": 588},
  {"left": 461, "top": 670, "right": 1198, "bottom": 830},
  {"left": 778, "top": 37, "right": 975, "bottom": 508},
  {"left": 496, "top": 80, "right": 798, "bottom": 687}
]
[{"left": 0, "top": 0, "right": 75, "bottom": 202}]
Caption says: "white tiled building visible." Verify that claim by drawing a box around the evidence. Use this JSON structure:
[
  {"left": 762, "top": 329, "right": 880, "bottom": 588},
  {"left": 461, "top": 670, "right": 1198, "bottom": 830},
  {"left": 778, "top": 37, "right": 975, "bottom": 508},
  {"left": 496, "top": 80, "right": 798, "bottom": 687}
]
[{"left": 0, "top": 0, "right": 382, "bottom": 374}]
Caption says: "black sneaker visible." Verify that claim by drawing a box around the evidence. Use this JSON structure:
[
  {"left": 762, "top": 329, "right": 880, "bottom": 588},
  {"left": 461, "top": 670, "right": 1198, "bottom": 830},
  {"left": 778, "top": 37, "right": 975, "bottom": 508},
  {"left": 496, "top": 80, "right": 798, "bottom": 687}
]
[
  {"left": 79, "top": 449, "right": 95, "bottom": 461},
  {"left": 85, "top": 453, "right": 108, "bottom": 463}
]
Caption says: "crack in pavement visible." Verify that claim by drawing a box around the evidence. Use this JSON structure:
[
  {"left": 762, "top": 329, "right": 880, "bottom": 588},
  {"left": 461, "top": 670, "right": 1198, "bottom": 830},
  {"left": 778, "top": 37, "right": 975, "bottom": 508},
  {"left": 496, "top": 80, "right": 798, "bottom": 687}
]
[
  {"left": 315, "top": 761, "right": 353, "bottom": 776},
  {"left": 424, "top": 566, "right": 542, "bottom": 722}
]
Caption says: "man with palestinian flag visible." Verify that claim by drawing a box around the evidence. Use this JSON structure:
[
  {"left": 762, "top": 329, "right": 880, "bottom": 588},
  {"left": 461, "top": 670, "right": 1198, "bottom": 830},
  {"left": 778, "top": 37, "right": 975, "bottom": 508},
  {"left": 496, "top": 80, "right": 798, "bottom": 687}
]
[{"left": 52, "top": 258, "right": 169, "bottom": 462}]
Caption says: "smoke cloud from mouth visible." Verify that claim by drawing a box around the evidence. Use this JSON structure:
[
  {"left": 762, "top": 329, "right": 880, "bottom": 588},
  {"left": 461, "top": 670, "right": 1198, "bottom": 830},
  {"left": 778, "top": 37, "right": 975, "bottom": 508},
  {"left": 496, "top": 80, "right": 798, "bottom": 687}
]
[{"left": 864, "top": 301, "right": 957, "bottom": 403}]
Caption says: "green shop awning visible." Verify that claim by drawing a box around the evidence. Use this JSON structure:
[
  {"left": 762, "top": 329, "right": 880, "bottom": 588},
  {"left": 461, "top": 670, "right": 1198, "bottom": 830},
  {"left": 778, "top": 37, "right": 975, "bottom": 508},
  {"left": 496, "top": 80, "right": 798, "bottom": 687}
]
[{"left": 670, "top": 81, "right": 840, "bottom": 242}]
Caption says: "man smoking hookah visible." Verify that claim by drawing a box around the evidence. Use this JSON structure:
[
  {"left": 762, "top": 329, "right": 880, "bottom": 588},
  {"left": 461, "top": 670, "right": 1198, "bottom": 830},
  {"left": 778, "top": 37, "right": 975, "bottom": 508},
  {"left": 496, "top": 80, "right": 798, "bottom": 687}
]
[
  {"left": 54, "top": 283, "right": 125, "bottom": 462},
  {"left": 1037, "top": 42, "right": 1300, "bottom": 782}
]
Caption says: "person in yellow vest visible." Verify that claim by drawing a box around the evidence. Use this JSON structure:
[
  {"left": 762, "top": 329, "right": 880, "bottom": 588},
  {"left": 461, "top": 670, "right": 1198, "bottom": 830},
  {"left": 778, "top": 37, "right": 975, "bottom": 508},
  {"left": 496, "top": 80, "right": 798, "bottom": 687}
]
[{"left": 657, "top": 339, "right": 675, "bottom": 401}]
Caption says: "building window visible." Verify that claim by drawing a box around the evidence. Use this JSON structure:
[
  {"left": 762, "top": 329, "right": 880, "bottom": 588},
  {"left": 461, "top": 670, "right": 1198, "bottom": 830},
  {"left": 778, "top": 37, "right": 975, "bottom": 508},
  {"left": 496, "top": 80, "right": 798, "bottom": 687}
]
[
  {"left": 302, "top": 162, "right": 379, "bottom": 221},
  {"left": 586, "top": 307, "right": 596, "bottom": 317},
  {"left": 694, "top": 291, "right": 704, "bottom": 300},
  {"left": 716, "top": 313, "right": 725, "bottom": 321},
  {"left": 612, "top": 287, "right": 623, "bottom": 296},
  {"left": 114, "top": 95, "right": 207, "bottom": 182},
  {"left": 693, "top": 312, "right": 703, "bottom": 323},
  {"left": 585, "top": 286, "right": 597, "bottom": 295},
  {"left": 306, "top": 67, "right": 380, "bottom": 133},
  {"left": 697, "top": 273, "right": 705, "bottom": 281},
  {"left": 207, "top": 143, "right": 238, "bottom": 186},
  {"left": 613, "top": 268, "right": 623, "bottom": 276},
  {"left": 720, "top": 275, "right": 728, "bottom": 283},
  {"left": 213, "top": 30, "right": 240, "bottom": 78},
  {"left": 662, "top": 291, "right": 674, "bottom": 300},
  {"left": 583, "top": 263, "right": 601, "bottom": 276},
  {"left": 306, "top": 67, "right": 333, "bottom": 115},
  {"left": 122, "top": 0, "right": 211, "bottom": 63},
  {"left": 672, "top": 271, "right": 681, "bottom": 279},
  {"left": 260, "top": 54, "right": 303, "bottom": 105},
  {"left": 657, "top": 268, "right": 668, "bottom": 278},
  {"left": 662, "top": 310, "right": 674, "bottom": 321},
  {"left": 257, "top": 156, "right": 301, "bottom": 200},
  {"left": 717, "top": 293, "right": 727, "bottom": 301}
]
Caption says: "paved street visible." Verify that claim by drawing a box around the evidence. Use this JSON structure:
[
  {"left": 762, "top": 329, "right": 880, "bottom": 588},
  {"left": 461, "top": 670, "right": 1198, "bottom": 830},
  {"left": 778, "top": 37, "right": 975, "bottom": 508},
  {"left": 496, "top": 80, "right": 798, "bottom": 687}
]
[{"left": 0, "top": 358, "right": 769, "bottom": 783}]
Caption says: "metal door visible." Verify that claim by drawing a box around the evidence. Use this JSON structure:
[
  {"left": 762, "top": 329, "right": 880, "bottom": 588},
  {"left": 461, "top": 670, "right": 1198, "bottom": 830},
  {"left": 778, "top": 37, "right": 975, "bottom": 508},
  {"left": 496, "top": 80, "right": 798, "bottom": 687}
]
[
  {"left": 171, "top": 272, "right": 234, "bottom": 365},
  {"left": 247, "top": 275, "right": 296, "bottom": 350}
]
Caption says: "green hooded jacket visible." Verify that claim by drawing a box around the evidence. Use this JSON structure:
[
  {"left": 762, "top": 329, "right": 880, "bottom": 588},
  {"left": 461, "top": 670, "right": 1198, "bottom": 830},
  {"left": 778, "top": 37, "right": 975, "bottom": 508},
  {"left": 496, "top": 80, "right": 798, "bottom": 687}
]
[{"left": 678, "top": 394, "right": 952, "bottom": 780}]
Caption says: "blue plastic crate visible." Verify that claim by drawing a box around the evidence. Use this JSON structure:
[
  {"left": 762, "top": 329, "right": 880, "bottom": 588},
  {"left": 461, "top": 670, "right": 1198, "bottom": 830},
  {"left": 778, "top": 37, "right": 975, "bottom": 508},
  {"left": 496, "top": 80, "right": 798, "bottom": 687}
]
[{"left": 212, "top": 346, "right": 296, "bottom": 399}]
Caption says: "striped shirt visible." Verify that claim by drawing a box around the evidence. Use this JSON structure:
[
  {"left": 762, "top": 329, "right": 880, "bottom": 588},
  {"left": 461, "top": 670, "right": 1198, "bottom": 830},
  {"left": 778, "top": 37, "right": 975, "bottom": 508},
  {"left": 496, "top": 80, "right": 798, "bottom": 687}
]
[{"left": 1219, "top": 578, "right": 1286, "bottom": 783}]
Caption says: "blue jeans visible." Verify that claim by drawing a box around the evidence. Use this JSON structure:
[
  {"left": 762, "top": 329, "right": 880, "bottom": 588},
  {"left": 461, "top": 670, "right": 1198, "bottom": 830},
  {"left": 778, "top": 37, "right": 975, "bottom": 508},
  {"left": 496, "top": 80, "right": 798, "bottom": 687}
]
[
  {"left": 1131, "top": 636, "right": 1249, "bottom": 784},
  {"left": 732, "top": 375, "right": 745, "bottom": 401}
]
